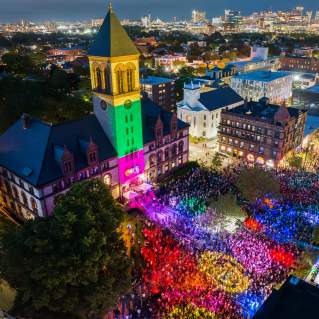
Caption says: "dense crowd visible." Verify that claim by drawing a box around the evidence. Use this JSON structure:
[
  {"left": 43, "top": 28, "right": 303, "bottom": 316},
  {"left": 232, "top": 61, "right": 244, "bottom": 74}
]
[
  {"left": 157, "top": 167, "right": 236, "bottom": 216},
  {"left": 124, "top": 164, "right": 319, "bottom": 319}
]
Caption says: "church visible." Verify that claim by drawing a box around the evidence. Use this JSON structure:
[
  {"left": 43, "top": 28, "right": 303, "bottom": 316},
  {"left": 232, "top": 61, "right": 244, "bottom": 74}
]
[{"left": 0, "top": 5, "right": 189, "bottom": 220}]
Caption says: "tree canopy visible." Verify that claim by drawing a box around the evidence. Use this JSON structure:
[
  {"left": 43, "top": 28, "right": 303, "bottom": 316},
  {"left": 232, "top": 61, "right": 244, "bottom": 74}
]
[
  {"left": 236, "top": 167, "right": 281, "bottom": 204},
  {"left": 0, "top": 180, "right": 131, "bottom": 319}
]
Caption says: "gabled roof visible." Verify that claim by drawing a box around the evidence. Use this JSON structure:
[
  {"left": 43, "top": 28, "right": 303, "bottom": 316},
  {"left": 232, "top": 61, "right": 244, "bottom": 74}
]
[
  {"left": 0, "top": 115, "right": 116, "bottom": 187},
  {"left": 141, "top": 98, "right": 189, "bottom": 144},
  {"left": 198, "top": 87, "right": 244, "bottom": 111},
  {"left": 88, "top": 6, "right": 139, "bottom": 58}
]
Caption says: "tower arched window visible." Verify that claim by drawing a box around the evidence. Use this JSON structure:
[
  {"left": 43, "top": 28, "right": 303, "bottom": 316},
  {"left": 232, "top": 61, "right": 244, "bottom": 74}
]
[
  {"left": 104, "top": 66, "right": 111, "bottom": 94},
  {"left": 96, "top": 67, "right": 102, "bottom": 92},
  {"left": 126, "top": 63, "right": 136, "bottom": 92},
  {"left": 115, "top": 64, "right": 126, "bottom": 94}
]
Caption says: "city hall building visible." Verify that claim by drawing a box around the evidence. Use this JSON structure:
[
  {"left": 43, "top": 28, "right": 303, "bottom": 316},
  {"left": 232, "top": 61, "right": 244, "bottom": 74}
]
[{"left": 0, "top": 5, "right": 189, "bottom": 220}]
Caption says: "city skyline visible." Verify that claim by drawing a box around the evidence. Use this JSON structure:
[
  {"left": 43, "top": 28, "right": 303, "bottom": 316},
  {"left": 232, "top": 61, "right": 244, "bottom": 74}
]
[{"left": 1, "top": 0, "right": 318, "bottom": 23}]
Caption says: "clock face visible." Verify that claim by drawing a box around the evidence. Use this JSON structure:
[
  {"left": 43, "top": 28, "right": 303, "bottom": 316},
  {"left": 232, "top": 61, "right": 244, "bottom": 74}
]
[
  {"left": 124, "top": 99, "right": 132, "bottom": 110},
  {"left": 100, "top": 100, "right": 107, "bottom": 111}
]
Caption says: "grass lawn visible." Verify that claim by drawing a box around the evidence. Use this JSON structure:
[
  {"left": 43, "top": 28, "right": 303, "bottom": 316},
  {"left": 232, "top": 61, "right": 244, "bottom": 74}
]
[{"left": 209, "top": 193, "right": 245, "bottom": 220}]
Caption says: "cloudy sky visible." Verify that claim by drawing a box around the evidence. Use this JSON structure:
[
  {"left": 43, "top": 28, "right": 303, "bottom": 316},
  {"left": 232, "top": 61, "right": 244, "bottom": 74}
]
[{"left": 1, "top": 0, "right": 318, "bottom": 22}]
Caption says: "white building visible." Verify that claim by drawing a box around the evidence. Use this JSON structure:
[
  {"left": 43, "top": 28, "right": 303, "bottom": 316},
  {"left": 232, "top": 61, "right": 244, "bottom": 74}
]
[
  {"left": 177, "top": 83, "right": 244, "bottom": 139},
  {"left": 230, "top": 70, "right": 293, "bottom": 104}
]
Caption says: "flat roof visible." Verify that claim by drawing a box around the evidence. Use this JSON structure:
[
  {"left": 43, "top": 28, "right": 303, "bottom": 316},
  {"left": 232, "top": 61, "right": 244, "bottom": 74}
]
[
  {"left": 233, "top": 70, "right": 291, "bottom": 82},
  {"left": 253, "top": 276, "right": 319, "bottom": 319},
  {"left": 304, "top": 115, "right": 319, "bottom": 137},
  {"left": 140, "top": 76, "right": 174, "bottom": 85}
]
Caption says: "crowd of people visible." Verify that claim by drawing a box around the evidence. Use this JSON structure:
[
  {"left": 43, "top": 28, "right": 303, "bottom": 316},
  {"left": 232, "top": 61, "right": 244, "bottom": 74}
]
[
  {"left": 157, "top": 167, "right": 236, "bottom": 217},
  {"left": 122, "top": 163, "right": 319, "bottom": 319}
]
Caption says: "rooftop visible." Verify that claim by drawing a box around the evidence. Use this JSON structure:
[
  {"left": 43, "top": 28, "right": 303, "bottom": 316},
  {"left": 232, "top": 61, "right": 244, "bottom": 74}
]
[
  {"left": 225, "top": 99, "right": 304, "bottom": 123},
  {"left": 253, "top": 276, "right": 319, "bottom": 319},
  {"left": 88, "top": 5, "right": 139, "bottom": 58},
  {"left": 140, "top": 76, "right": 174, "bottom": 86},
  {"left": 233, "top": 70, "right": 291, "bottom": 82},
  {"left": 198, "top": 87, "right": 244, "bottom": 112},
  {"left": 0, "top": 115, "right": 117, "bottom": 187},
  {"left": 0, "top": 100, "right": 189, "bottom": 186}
]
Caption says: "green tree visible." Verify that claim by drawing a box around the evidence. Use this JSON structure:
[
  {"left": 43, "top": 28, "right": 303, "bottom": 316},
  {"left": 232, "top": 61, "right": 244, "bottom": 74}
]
[
  {"left": 0, "top": 180, "right": 131, "bottom": 319},
  {"left": 287, "top": 153, "right": 303, "bottom": 169},
  {"left": 178, "top": 66, "right": 194, "bottom": 78},
  {"left": 49, "top": 69, "right": 79, "bottom": 93},
  {"left": 2, "top": 52, "right": 36, "bottom": 74},
  {"left": 211, "top": 152, "right": 223, "bottom": 170},
  {"left": 236, "top": 167, "right": 280, "bottom": 203}
]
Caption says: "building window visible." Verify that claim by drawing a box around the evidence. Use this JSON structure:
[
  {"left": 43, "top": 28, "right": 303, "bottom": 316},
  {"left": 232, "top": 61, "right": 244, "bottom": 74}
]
[
  {"left": 178, "top": 141, "right": 184, "bottom": 153},
  {"left": 30, "top": 198, "right": 38, "bottom": 213},
  {"left": 104, "top": 174, "right": 112, "bottom": 186},
  {"left": 96, "top": 67, "right": 102, "bottom": 92},
  {"left": 21, "top": 191, "right": 28, "bottom": 207}
]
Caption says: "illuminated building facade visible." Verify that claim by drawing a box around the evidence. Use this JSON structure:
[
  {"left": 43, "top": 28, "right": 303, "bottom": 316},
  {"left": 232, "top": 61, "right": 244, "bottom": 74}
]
[
  {"left": 218, "top": 98, "right": 307, "bottom": 167},
  {"left": 230, "top": 70, "right": 293, "bottom": 104},
  {"left": 0, "top": 5, "right": 189, "bottom": 220}
]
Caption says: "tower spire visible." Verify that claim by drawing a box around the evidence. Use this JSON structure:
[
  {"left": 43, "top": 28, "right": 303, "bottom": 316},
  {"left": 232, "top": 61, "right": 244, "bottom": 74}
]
[{"left": 108, "top": 1, "right": 112, "bottom": 12}]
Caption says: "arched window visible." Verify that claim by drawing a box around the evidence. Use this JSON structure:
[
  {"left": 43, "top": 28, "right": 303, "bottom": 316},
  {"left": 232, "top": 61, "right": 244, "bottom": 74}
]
[
  {"left": 30, "top": 198, "right": 38, "bottom": 212},
  {"left": 21, "top": 191, "right": 28, "bottom": 208},
  {"left": 178, "top": 141, "right": 184, "bottom": 153},
  {"left": 115, "top": 64, "right": 126, "bottom": 94},
  {"left": 104, "top": 66, "right": 111, "bottom": 94},
  {"left": 104, "top": 174, "right": 112, "bottom": 186},
  {"left": 12, "top": 186, "right": 18, "bottom": 198},
  {"left": 172, "top": 144, "right": 177, "bottom": 156},
  {"left": 149, "top": 154, "right": 156, "bottom": 166},
  {"left": 157, "top": 151, "right": 163, "bottom": 163},
  {"left": 126, "top": 63, "right": 136, "bottom": 92},
  {"left": 96, "top": 67, "right": 102, "bottom": 92}
]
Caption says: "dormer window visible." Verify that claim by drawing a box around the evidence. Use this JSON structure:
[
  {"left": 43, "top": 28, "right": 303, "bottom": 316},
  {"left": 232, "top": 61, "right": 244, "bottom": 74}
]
[
  {"left": 86, "top": 137, "right": 99, "bottom": 166},
  {"left": 63, "top": 161, "right": 73, "bottom": 174},
  {"left": 89, "top": 152, "right": 97, "bottom": 163}
]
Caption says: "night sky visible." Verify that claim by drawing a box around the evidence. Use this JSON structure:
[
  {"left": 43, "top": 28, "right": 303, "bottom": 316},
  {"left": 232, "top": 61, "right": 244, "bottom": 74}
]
[{"left": 1, "top": 0, "right": 318, "bottom": 22}]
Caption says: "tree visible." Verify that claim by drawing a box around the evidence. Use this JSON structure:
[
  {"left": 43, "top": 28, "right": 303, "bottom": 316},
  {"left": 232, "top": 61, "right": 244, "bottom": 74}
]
[
  {"left": 178, "top": 66, "right": 194, "bottom": 78},
  {"left": 211, "top": 152, "right": 223, "bottom": 170},
  {"left": 236, "top": 167, "right": 281, "bottom": 204},
  {"left": 0, "top": 180, "right": 131, "bottom": 319},
  {"left": 2, "top": 52, "right": 36, "bottom": 74},
  {"left": 49, "top": 69, "right": 79, "bottom": 93},
  {"left": 287, "top": 153, "right": 303, "bottom": 169}
]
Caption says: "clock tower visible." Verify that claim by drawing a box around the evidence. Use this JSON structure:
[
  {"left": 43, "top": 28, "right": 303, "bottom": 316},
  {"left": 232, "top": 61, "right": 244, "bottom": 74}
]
[{"left": 88, "top": 3, "right": 144, "bottom": 186}]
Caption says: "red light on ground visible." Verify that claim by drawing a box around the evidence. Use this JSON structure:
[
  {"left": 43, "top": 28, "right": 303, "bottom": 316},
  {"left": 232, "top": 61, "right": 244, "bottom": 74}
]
[{"left": 244, "top": 218, "right": 262, "bottom": 232}]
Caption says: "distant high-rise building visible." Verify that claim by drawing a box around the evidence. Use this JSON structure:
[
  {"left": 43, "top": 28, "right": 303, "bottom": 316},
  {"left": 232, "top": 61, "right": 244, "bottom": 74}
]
[
  {"left": 224, "top": 9, "right": 242, "bottom": 31},
  {"left": 192, "top": 10, "right": 207, "bottom": 23},
  {"left": 141, "top": 14, "right": 151, "bottom": 27}
]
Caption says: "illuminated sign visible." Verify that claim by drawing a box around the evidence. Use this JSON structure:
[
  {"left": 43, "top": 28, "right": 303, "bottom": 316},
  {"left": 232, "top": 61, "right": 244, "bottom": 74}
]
[{"left": 125, "top": 165, "right": 140, "bottom": 177}]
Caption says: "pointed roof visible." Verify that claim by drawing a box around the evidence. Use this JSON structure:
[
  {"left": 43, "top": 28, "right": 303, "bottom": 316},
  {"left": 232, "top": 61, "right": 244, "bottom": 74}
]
[{"left": 88, "top": 5, "right": 139, "bottom": 58}]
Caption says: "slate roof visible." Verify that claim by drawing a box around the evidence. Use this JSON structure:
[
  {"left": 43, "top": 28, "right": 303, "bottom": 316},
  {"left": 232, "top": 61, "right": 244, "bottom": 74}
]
[
  {"left": 198, "top": 87, "right": 244, "bottom": 111},
  {"left": 0, "top": 115, "right": 116, "bottom": 187},
  {"left": 0, "top": 102, "right": 189, "bottom": 186},
  {"left": 88, "top": 7, "right": 139, "bottom": 57},
  {"left": 141, "top": 97, "right": 189, "bottom": 144},
  {"left": 227, "top": 100, "right": 304, "bottom": 123}
]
